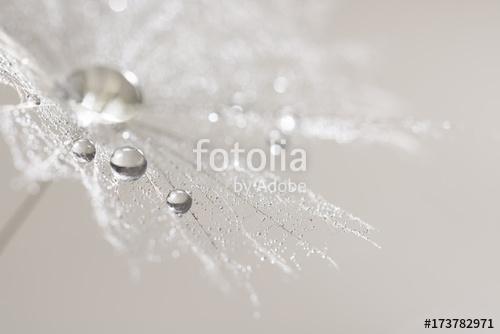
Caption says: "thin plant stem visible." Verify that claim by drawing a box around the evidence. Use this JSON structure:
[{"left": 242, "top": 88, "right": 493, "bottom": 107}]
[{"left": 0, "top": 182, "right": 51, "bottom": 255}]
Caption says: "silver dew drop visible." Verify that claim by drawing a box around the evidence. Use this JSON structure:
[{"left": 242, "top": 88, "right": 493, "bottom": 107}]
[
  {"left": 110, "top": 146, "right": 147, "bottom": 181},
  {"left": 71, "top": 138, "right": 96, "bottom": 163},
  {"left": 65, "top": 66, "right": 142, "bottom": 126},
  {"left": 166, "top": 189, "right": 192, "bottom": 215}
]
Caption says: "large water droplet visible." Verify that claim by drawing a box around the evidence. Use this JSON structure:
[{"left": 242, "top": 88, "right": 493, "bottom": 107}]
[
  {"left": 65, "top": 66, "right": 142, "bottom": 126},
  {"left": 110, "top": 146, "right": 147, "bottom": 181},
  {"left": 166, "top": 189, "right": 192, "bottom": 215},
  {"left": 71, "top": 138, "right": 96, "bottom": 163}
]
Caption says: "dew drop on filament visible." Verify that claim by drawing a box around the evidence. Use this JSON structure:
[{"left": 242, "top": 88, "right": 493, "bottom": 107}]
[
  {"left": 166, "top": 189, "right": 192, "bottom": 215},
  {"left": 110, "top": 146, "right": 147, "bottom": 181},
  {"left": 71, "top": 138, "right": 96, "bottom": 163}
]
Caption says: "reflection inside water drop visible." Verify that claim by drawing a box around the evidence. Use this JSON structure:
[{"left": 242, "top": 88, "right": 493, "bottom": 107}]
[{"left": 65, "top": 66, "right": 142, "bottom": 126}]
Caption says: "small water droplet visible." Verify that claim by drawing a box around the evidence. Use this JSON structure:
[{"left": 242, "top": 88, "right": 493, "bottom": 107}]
[
  {"left": 121, "top": 130, "right": 131, "bottom": 140},
  {"left": 208, "top": 111, "right": 219, "bottom": 123},
  {"left": 110, "top": 146, "right": 147, "bottom": 181},
  {"left": 166, "top": 189, "right": 192, "bottom": 215},
  {"left": 71, "top": 138, "right": 96, "bottom": 163}
]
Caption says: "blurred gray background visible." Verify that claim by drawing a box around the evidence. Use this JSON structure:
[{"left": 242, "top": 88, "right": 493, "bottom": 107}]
[{"left": 1, "top": 1, "right": 499, "bottom": 333}]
